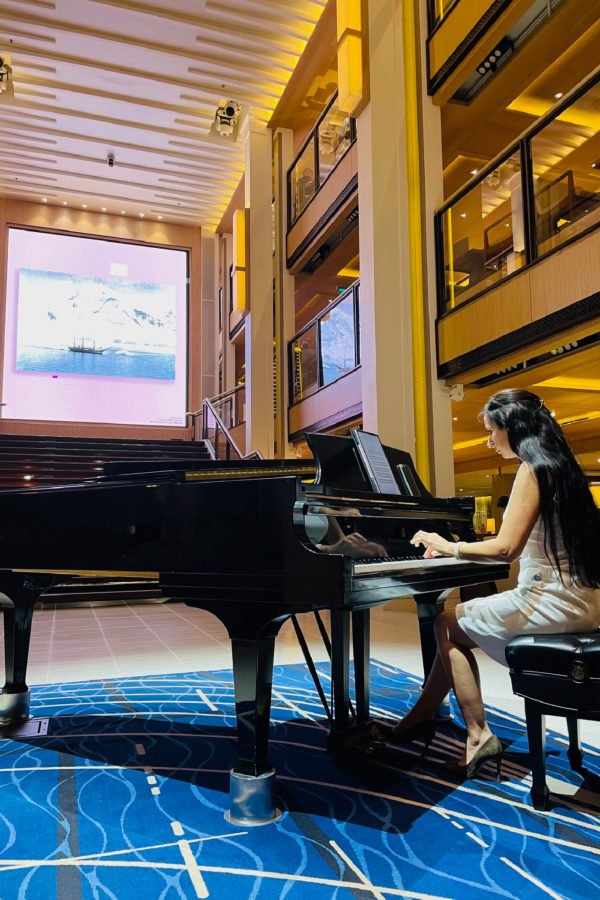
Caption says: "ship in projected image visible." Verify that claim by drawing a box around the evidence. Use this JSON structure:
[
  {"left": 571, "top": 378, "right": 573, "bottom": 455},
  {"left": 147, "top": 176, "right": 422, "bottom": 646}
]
[{"left": 68, "top": 337, "right": 106, "bottom": 354}]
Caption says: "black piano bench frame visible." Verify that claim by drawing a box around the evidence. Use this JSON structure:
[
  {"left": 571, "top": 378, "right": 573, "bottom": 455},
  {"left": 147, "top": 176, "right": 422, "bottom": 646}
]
[{"left": 506, "top": 632, "right": 600, "bottom": 811}]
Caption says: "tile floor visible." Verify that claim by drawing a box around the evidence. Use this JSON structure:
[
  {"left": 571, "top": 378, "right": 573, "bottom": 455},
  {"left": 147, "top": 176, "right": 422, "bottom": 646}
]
[{"left": 6, "top": 596, "right": 597, "bottom": 747}]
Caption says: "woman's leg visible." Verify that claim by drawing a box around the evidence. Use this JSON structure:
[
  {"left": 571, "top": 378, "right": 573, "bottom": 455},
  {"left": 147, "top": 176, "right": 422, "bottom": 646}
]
[
  {"left": 392, "top": 608, "right": 494, "bottom": 763},
  {"left": 435, "top": 608, "right": 493, "bottom": 763}
]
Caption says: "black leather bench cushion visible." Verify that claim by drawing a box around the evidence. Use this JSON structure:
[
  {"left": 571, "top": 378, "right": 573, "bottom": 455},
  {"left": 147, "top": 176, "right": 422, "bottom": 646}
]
[{"left": 506, "top": 633, "right": 600, "bottom": 711}]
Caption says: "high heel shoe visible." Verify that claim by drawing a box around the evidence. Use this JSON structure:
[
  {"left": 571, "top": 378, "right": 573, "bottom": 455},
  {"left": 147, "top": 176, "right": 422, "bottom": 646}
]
[
  {"left": 444, "top": 735, "right": 503, "bottom": 781},
  {"left": 376, "top": 720, "right": 436, "bottom": 755}
]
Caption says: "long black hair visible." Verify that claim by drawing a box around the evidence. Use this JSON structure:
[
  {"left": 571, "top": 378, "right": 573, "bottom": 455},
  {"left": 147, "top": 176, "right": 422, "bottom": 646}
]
[{"left": 482, "top": 388, "right": 600, "bottom": 588}]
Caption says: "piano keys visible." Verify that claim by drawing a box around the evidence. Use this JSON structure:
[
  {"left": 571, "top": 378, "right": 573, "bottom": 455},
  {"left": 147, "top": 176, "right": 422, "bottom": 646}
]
[{"left": 0, "top": 438, "right": 509, "bottom": 825}]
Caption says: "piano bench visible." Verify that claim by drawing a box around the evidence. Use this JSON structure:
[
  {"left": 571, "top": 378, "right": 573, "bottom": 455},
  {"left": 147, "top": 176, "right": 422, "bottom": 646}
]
[{"left": 505, "top": 632, "right": 600, "bottom": 810}]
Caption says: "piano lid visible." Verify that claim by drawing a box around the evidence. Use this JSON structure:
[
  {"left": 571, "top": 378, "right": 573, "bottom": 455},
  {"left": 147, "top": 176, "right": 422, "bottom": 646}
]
[{"left": 305, "top": 431, "right": 430, "bottom": 499}]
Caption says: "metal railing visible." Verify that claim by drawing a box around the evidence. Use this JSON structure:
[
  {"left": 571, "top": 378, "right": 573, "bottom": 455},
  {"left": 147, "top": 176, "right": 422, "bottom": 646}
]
[{"left": 190, "top": 385, "right": 262, "bottom": 460}]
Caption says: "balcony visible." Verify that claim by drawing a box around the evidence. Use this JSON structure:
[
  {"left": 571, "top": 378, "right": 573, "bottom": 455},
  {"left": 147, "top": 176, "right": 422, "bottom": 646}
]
[
  {"left": 286, "top": 93, "right": 357, "bottom": 271},
  {"left": 435, "top": 69, "right": 600, "bottom": 378},
  {"left": 288, "top": 283, "right": 361, "bottom": 439}
]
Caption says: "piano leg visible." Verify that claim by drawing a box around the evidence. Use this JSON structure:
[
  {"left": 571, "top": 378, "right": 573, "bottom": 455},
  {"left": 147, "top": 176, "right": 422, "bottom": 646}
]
[
  {"left": 0, "top": 575, "right": 38, "bottom": 725},
  {"left": 227, "top": 634, "right": 281, "bottom": 826},
  {"left": 328, "top": 609, "right": 350, "bottom": 747},
  {"left": 352, "top": 609, "right": 370, "bottom": 725},
  {"left": 327, "top": 609, "right": 379, "bottom": 753}
]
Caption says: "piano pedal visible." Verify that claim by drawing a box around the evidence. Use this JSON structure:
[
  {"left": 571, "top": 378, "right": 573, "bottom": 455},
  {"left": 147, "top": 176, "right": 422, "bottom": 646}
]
[{"left": 327, "top": 721, "right": 386, "bottom": 757}]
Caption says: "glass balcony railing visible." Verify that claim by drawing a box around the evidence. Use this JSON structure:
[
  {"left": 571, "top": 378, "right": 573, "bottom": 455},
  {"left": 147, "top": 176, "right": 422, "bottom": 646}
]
[
  {"left": 289, "top": 282, "right": 360, "bottom": 403},
  {"left": 436, "top": 72, "right": 600, "bottom": 315},
  {"left": 288, "top": 92, "right": 356, "bottom": 228}
]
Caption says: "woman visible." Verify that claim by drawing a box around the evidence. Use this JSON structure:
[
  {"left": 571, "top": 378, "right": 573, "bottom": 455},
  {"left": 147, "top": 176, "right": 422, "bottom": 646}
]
[{"left": 378, "top": 388, "right": 600, "bottom": 778}]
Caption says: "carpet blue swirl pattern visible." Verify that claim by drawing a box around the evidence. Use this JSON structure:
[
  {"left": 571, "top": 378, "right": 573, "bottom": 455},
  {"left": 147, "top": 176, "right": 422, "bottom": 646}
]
[{"left": 0, "top": 661, "right": 599, "bottom": 899}]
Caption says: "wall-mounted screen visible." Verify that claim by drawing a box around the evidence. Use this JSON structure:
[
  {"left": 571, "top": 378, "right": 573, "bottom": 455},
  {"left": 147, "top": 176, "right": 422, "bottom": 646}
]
[{"left": 2, "top": 228, "right": 189, "bottom": 426}]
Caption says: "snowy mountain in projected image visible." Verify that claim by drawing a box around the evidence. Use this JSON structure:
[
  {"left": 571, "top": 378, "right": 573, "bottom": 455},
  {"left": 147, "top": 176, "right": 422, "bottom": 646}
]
[{"left": 15, "top": 268, "right": 176, "bottom": 381}]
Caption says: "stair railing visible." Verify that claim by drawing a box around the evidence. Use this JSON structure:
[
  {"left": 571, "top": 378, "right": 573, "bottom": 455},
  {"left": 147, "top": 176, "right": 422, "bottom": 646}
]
[{"left": 189, "top": 385, "right": 263, "bottom": 460}]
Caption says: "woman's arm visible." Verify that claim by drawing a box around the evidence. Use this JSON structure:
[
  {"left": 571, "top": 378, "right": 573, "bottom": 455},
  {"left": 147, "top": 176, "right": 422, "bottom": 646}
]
[{"left": 411, "top": 463, "right": 540, "bottom": 562}]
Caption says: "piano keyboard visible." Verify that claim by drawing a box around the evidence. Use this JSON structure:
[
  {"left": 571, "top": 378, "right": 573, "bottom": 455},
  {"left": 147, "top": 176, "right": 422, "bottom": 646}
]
[{"left": 353, "top": 555, "right": 479, "bottom": 575}]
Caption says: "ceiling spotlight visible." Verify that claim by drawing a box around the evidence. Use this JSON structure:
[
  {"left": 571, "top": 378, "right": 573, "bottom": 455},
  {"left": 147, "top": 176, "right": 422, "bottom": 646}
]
[
  {"left": 212, "top": 99, "right": 243, "bottom": 138},
  {"left": 555, "top": 92, "right": 563, "bottom": 99},
  {"left": 0, "top": 54, "right": 12, "bottom": 95}
]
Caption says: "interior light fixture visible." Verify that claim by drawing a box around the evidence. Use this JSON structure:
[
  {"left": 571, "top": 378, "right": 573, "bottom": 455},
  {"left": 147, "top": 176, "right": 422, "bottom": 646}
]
[
  {"left": 211, "top": 99, "right": 243, "bottom": 138},
  {"left": 554, "top": 92, "right": 563, "bottom": 99},
  {"left": 0, "top": 54, "right": 12, "bottom": 94}
]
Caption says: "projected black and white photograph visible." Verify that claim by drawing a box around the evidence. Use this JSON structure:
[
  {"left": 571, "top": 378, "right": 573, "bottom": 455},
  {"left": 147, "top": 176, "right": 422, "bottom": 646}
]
[{"left": 16, "top": 268, "right": 177, "bottom": 380}]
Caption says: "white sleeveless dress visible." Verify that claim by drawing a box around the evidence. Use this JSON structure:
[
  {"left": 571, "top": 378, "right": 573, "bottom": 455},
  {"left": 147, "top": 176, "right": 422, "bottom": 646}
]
[{"left": 457, "top": 515, "right": 600, "bottom": 666}]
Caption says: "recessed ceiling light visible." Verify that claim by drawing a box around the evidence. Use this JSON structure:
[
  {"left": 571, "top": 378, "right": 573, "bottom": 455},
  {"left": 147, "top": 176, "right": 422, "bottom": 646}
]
[
  {"left": 460, "top": 212, "right": 467, "bottom": 218},
  {"left": 121, "top": 210, "right": 126, "bottom": 215},
  {"left": 555, "top": 92, "right": 563, "bottom": 99},
  {"left": 42, "top": 197, "right": 47, "bottom": 203},
  {"left": 101, "top": 207, "right": 106, "bottom": 212},
  {"left": 139, "top": 212, "right": 144, "bottom": 218},
  {"left": 62, "top": 201, "right": 67, "bottom": 206},
  {"left": 82, "top": 204, "right": 87, "bottom": 209},
  {"left": 470, "top": 169, "right": 478, "bottom": 175},
  {"left": 158, "top": 215, "right": 163, "bottom": 220},
  {"left": 452, "top": 417, "right": 458, "bottom": 421}
]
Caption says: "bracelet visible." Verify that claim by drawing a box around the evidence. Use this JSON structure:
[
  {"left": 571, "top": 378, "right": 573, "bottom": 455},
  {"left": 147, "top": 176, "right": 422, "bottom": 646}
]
[{"left": 453, "top": 541, "right": 465, "bottom": 559}]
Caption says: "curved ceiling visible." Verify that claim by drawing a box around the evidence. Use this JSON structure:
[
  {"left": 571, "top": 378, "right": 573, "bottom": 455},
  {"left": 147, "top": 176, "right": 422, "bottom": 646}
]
[{"left": 0, "top": 0, "right": 326, "bottom": 228}]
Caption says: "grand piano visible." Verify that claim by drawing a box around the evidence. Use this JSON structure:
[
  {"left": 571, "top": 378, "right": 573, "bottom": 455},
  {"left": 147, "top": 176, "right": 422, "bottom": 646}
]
[{"left": 0, "top": 433, "right": 509, "bottom": 825}]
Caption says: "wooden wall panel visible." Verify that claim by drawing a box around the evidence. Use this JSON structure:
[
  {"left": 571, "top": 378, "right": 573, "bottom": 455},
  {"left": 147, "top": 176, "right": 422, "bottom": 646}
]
[
  {"left": 286, "top": 143, "right": 358, "bottom": 264},
  {"left": 288, "top": 367, "right": 361, "bottom": 435},
  {"left": 438, "top": 269, "right": 531, "bottom": 364},
  {"left": 529, "top": 229, "right": 600, "bottom": 319},
  {"left": 429, "top": 0, "right": 495, "bottom": 78}
]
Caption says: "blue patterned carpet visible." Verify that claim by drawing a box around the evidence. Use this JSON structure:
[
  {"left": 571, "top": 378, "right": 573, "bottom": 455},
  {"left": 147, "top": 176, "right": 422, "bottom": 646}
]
[{"left": 1, "top": 661, "right": 599, "bottom": 899}]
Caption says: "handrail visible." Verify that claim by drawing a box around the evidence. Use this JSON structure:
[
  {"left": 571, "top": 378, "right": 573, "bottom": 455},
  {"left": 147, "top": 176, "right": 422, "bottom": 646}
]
[{"left": 188, "top": 385, "right": 263, "bottom": 460}]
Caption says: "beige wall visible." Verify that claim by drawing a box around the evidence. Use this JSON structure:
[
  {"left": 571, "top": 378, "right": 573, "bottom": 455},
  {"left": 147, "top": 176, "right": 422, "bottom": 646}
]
[{"left": 0, "top": 198, "right": 202, "bottom": 439}]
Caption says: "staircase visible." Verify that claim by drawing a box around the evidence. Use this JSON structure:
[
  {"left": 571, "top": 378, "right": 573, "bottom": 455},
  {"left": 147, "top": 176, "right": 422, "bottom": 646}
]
[{"left": 0, "top": 433, "right": 212, "bottom": 488}]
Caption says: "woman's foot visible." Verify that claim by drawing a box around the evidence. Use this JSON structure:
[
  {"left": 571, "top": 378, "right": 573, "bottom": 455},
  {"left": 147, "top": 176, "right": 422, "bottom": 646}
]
[{"left": 445, "top": 734, "right": 503, "bottom": 780}]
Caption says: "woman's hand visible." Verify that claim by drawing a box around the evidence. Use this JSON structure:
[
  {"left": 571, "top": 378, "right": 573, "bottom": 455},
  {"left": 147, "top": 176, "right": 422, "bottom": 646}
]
[
  {"left": 329, "top": 532, "right": 388, "bottom": 558},
  {"left": 410, "top": 530, "right": 455, "bottom": 559}
]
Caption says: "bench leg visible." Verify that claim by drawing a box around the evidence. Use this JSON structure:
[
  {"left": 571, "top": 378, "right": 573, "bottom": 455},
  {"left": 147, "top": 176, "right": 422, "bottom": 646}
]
[
  {"left": 566, "top": 715, "right": 583, "bottom": 771},
  {"left": 524, "top": 699, "right": 550, "bottom": 811}
]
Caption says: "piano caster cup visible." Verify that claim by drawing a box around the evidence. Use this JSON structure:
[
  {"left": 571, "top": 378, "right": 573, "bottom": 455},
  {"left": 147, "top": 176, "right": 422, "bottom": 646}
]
[
  {"left": 225, "top": 768, "right": 282, "bottom": 827},
  {"left": 0, "top": 689, "right": 31, "bottom": 727}
]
